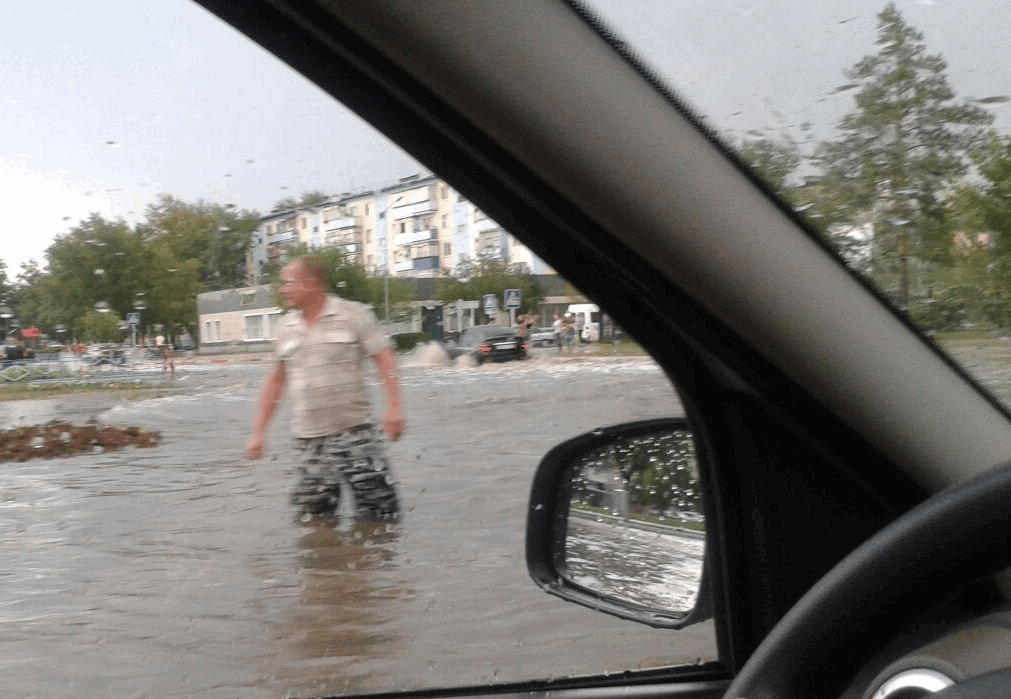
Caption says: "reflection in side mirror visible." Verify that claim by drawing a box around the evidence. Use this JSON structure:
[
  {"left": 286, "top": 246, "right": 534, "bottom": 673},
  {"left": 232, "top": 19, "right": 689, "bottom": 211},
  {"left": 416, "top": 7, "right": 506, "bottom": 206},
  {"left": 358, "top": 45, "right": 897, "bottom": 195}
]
[
  {"left": 527, "top": 419, "right": 708, "bottom": 629},
  {"left": 564, "top": 428, "right": 704, "bottom": 614}
]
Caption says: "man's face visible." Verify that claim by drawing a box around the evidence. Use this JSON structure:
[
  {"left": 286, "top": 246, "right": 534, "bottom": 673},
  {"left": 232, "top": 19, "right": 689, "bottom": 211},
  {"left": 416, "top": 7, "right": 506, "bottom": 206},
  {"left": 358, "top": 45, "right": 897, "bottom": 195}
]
[{"left": 279, "top": 262, "right": 318, "bottom": 310}]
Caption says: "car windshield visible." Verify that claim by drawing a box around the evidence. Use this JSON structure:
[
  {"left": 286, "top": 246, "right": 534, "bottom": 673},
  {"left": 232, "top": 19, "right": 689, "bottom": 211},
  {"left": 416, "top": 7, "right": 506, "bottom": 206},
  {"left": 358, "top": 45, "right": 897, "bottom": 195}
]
[
  {"left": 0, "top": 3, "right": 706, "bottom": 696},
  {"left": 585, "top": 0, "right": 1011, "bottom": 410}
]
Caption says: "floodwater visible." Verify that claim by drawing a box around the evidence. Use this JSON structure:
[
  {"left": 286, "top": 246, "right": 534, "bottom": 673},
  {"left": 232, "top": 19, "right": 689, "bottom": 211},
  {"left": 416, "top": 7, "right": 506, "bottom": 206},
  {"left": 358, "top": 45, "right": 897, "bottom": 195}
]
[{"left": 0, "top": 347, "right": 716, "bottom": 699}]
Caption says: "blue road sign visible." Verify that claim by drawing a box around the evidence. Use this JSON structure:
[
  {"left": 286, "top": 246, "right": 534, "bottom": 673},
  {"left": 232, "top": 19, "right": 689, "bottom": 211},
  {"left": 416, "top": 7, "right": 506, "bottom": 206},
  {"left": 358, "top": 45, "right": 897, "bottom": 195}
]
[{"left": 504, "top": 288, "right": 522, "bottom": 309}]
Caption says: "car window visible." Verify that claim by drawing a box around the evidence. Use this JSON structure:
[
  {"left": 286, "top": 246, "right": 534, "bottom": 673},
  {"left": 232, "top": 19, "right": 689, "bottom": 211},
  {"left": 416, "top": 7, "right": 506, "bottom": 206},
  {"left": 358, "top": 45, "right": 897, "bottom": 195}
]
[
  {"left": 0, "top": 2, "right": 714, "bottom": 696},
  {"left": 584, "top": 0, "right": 1011, "bottom": 411}
]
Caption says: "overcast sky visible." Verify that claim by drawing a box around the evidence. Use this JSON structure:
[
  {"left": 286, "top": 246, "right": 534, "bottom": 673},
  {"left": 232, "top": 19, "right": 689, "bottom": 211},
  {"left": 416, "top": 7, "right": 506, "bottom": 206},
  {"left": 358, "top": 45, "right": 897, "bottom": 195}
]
[{"left": 3, "top": 0, "right": 1009, "bottom": 276}]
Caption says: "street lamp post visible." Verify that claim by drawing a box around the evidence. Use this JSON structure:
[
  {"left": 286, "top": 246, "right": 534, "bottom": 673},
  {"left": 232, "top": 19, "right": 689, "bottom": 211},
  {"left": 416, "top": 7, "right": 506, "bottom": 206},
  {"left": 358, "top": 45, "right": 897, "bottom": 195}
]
[{"left": 133, "top": 293, "right": 147, "bottom": 347}]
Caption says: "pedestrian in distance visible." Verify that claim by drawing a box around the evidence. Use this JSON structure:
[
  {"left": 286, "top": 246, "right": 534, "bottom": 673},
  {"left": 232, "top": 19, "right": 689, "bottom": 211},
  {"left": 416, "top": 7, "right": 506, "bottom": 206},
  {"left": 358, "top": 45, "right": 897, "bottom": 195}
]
[
  {"left": 162, "top": 342, "right": 174, "bottom": 375},
  {"left": 246, "top": 255, "right": 405, "bottom": 521},
  {"left": 559, "top": 313, "right": 577, "bottom": 351}
]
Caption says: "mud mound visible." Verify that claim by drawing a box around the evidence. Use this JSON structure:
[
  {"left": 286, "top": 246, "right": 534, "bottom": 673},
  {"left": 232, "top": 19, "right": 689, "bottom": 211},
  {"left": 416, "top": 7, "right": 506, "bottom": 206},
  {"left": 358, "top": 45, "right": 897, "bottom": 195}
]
[{"left": 0, "top": 421, "right": 161, "bottom": 463}]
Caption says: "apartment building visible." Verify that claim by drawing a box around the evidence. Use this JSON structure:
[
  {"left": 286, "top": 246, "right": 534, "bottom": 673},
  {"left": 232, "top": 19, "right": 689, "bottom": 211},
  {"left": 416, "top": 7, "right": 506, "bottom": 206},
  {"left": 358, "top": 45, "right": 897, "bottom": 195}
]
[{"left": 247, "top": 174, "right": 552, "bottom": 284}]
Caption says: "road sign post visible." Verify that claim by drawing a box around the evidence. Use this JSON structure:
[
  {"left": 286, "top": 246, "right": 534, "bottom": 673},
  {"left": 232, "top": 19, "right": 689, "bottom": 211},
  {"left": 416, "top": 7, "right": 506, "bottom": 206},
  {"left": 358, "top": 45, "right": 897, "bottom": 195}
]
[{"left": 483, "top": 293, "right": 497, "bottom": 319}]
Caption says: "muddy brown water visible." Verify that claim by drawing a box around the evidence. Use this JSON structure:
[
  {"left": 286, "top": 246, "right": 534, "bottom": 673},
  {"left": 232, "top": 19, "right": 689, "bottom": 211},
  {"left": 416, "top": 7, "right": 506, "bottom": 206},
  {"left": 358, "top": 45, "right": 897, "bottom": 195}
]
[{"left": 0, "top": 351, "right": 715, "bottom": 698}]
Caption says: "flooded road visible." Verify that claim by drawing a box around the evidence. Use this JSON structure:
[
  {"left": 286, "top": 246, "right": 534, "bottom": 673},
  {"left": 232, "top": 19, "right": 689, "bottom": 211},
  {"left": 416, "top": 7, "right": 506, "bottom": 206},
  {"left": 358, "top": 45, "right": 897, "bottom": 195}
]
[{"left": 0, "top": 350, "right": 715, "bottom": 699}]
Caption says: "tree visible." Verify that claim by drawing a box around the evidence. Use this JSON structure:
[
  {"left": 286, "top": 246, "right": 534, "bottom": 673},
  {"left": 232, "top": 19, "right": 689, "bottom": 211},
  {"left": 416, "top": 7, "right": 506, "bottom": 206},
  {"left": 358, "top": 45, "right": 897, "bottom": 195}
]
[
  {"left": 41, "top": 215, "right": 148, "bottom": 337},
  {"left": 739, "top": 135, "right": 802, "bottom": 195},
  {"left": 815, "top": 2, "right": 993, "bottom": 310},
  {"left": 271, "top": 191, "right": 330, "bottom": 213},
  {"left": 0, "top": 259, "right": 10, "bottom": 303},
  {"left": 271, "top": 197, "right": 298, "bottom": 213},
  {"left": 266, "top": 244, "right": 416, "bottom": 321},
  {"left": 142, "top": 194, "right": 258, "bottom": 291},
  {"left": 435, "top": 253, "right": 544, "bottom": 323},
  {"left": 79, "top": 309, "right": 122, "bottom": 343},
  {"left": 937, "top": 134, "right": 1011, "bottom": 330}
]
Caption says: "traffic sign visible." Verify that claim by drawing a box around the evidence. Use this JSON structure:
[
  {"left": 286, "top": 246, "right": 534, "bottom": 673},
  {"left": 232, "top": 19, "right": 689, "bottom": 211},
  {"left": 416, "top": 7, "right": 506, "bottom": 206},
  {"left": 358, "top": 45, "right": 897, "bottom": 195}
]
[
  {"left": 126, "top": 312, "right": 141, "bottom": 326},
  {"left": 483, "top": 293, "right": 498, "bottom": 315},
  {"left": 504, "top": 288, "right": 522, "bottom": 308}
]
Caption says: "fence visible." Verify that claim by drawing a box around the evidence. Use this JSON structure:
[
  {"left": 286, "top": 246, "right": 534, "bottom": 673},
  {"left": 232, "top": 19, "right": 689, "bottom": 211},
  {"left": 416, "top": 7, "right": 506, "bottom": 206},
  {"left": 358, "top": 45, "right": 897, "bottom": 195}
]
[{"left": 0, "top": 350, "right": 166, "bottom": 386}]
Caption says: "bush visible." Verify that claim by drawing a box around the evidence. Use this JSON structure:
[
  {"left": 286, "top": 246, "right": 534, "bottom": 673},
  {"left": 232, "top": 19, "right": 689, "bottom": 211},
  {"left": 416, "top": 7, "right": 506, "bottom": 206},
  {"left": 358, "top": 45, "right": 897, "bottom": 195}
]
[
  {"left": 393, "top": 332, "right": 432, "bottom": 352},
  {"left": 33, "top": 346, "right": 63, "bottom": 356}
]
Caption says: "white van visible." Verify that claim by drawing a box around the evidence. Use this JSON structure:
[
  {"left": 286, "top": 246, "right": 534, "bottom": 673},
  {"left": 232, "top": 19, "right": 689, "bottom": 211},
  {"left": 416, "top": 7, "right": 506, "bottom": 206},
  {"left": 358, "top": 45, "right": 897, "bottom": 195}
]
[{"left": 566, "top": 303, "right": 600, "bottom": 342}]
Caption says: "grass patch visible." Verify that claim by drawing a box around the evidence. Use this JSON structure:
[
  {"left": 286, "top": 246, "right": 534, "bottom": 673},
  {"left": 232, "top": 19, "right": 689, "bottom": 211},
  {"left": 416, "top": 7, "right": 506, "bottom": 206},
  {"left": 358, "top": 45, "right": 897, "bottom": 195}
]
[
  {"left": 0, "top": 381, "right": 181, "bottom": 401},
  {"left": 579, "top": 339, "right": 648, "bottom": 357}
]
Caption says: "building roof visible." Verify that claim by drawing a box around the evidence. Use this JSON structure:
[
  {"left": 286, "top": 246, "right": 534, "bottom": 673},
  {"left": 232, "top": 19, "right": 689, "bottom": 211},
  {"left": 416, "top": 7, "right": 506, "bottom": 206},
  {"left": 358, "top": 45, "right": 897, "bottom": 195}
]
[{"left": 197, "top": 285, "right": 278, "bottom": 314}]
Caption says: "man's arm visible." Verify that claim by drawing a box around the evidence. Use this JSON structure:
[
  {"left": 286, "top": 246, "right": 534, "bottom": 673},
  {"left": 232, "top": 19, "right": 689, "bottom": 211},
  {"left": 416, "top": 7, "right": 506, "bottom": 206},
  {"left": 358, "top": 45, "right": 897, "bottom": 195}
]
[
  {"left": 246, "top": 361, "right": 287, "bottom": 459},
  {"left": 373, "top": 346, "right": 405, "bottom": 441}
]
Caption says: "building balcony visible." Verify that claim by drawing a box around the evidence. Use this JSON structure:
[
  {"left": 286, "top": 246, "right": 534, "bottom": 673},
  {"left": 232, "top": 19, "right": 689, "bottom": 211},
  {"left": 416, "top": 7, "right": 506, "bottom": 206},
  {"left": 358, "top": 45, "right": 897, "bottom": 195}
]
[
  {"left": 390, "top": 200, "right": 437, "bottom": 219},
  {"left": 326, "top": 232, "right": 358, "bottom": 246},
  {"left": 392, "top": 256, "right": 440, "bottom": 273},
  {"left": 411, "top": 243, "right": 440, "bottom": 259},
  {"left": 324, "top": 217, "right": 358, "bottom": 232},
  {"left": 271, "top": 230, "right": 298, "bottom": 244},
  {"left": 343, "top": 243, "right": 359, "bottom": 253},
  {"left": 393, "top": 228, "right": 437, "bottom": 246},
  {"left": 474, "top": 218, "right": 500, "bottom": 234}
]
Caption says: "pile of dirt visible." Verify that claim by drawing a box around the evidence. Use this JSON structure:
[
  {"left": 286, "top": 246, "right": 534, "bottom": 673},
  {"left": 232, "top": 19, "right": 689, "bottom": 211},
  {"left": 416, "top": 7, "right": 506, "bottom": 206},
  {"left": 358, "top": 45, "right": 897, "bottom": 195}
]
[{"left": 0, "top": 421, "right": 161, "bottom": 463}]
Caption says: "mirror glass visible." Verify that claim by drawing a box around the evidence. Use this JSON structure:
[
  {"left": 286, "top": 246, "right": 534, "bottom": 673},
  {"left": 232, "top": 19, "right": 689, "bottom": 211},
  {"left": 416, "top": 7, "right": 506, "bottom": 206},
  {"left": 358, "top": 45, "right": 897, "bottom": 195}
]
[{"left": 562, "top": 426, "right": 704, "bottom": 615}]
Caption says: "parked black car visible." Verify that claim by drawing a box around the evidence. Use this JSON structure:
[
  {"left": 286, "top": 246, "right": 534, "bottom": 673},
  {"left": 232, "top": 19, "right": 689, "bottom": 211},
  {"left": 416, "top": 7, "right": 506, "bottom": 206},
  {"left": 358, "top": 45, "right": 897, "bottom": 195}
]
[{"left": 452, "top": 326, "right": 528, "bottom": 364}]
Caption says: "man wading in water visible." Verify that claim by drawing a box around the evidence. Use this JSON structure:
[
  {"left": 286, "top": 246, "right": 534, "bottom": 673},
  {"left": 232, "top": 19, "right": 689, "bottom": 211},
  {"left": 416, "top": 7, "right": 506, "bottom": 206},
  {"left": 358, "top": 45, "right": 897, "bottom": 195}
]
[{"left": 246, "top": 255, "right": 405, "bottom": 519}]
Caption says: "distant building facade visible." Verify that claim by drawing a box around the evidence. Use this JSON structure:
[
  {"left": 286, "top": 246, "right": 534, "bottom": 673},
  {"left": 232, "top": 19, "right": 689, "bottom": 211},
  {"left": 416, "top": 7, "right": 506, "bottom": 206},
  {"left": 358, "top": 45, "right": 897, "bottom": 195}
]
[{"left": 247, "top": 174, "right": 553, "bottom": 284}]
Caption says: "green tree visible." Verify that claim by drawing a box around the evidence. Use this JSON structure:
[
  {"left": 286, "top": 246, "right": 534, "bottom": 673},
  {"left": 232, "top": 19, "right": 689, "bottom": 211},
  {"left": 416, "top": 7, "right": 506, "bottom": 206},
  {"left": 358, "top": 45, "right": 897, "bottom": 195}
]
[
  {"left": 142, "top": 194, "right": 258, "bottom": 291},
  {"left": 79, "top": 309, "right": 122, "bottom": 343},
  {"left": 266, "top": 244, "right": 416, "bottom": 321},
  {"left": 937, "top": 135, "right": 1011, "bottom": 330},
  {"left": 271, "top": 197, "right": 298, "bottom": 213},
  {"left": 41, "top": 215, "right": 148, "bottom": 337},
  {"left": 435, "top": 253, "right": 544, "bottom": 323},
  {"left": 0, "top": 259, "right": 10, "bottom": 303},
  {"left": 270, "top": 191, "right": 330, "bottom": 213},
  {"left": 739, "top": 135, "right": 802, "bottom": 195},
  {"left": 815, "top": 2, "right": 993, "bottom": 310}
]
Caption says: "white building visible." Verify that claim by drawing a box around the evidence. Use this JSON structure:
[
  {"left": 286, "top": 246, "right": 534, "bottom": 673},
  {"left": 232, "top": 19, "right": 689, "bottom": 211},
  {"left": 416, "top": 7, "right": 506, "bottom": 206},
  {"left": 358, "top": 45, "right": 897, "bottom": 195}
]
[{"left": 248, "top": 174, "right": 552, "bottom": 284}]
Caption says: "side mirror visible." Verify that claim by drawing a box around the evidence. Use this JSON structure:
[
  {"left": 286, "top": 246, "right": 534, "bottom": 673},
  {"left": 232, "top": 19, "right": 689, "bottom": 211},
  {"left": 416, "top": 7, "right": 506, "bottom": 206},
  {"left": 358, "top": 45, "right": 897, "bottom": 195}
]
[{"left": 526, "top": 418, "right": 709, "bottom": 629}]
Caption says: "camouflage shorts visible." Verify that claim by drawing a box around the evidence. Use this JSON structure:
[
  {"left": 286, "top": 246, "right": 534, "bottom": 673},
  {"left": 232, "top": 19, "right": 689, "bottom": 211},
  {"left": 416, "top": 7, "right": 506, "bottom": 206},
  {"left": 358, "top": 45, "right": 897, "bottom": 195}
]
[{"left": 292, "top": 423, "right": 399, "bottom": 519}]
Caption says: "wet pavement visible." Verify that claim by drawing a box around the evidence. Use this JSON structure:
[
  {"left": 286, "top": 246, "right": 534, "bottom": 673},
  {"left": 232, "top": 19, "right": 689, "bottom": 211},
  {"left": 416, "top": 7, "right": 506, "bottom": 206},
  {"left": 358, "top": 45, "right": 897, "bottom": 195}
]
[{"left": 0, "top": 347, "right": 716, "bottom": 699}]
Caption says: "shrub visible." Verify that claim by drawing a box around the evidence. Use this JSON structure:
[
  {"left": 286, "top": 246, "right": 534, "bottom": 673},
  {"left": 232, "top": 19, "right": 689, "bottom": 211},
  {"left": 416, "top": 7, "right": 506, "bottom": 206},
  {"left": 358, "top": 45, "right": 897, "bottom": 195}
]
[{"left": 393, "top": 332, "right": 432, "bottom": 352}]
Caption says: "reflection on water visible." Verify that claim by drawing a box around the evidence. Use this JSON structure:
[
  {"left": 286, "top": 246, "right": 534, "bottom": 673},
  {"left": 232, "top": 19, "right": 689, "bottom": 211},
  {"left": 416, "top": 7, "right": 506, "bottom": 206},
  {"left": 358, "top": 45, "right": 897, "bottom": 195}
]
[
  {"left": 274, "top": 521, "right": 408, "bottom": 696},
  {"left": 0, "top": 359, "right": 716, "bottom": 698}
]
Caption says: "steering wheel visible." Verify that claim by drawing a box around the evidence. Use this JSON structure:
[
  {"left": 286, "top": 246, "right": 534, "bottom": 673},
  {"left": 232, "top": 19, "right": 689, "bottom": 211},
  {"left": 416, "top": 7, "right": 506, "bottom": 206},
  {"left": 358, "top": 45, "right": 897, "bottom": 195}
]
[{"left": 723, "top": 461, "right": 1011, "bottom": 698}]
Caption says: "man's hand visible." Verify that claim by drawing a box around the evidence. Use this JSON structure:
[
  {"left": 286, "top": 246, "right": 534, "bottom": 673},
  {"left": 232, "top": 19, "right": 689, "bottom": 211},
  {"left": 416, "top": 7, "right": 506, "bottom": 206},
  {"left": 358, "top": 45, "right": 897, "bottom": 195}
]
[
  {"left": 246, "top": 432, "right": 266, "bottom": 460},
  {"left": 384, "top": 408, "right": 405, "bottom": 442}
]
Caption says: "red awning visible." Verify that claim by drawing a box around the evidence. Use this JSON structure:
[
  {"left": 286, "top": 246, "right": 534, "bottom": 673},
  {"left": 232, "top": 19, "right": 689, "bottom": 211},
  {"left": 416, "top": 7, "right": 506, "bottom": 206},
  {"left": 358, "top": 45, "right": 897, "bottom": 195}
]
[{"left": 21, "top": 327, "right": 41, "bottom": 338}]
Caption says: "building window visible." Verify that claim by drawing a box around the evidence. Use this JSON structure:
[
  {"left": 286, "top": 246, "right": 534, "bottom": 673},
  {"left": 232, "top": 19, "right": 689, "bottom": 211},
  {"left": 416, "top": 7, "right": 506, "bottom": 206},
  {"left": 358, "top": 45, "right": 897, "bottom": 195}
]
[
  {"left": 350, "top": 206, "right": 357, "bottom": 216},
  {"left": 365, "top": 203, "right": 370, "bottom": 215},
  {"left": 444, "top": 242, "right": 452, "bottom": 256},
  {"left": 400, "top": 222, "right": 406, "bottom": 234},
  {"left": 442, "top": 214, "right": 448, "bottom": 229},
  {"left": 367, "top": 255, "right": 373, "bottom": 267},
  {"left": 215, "top": 320, "right": 221, "bottom": 341},
  {"left": 366, "top": 229, "right": 372, "bottom": 243},
  {"left": 244, "top": 314, "right": 264, "bottom": 340},
  {"left": 300, "top": 217, "right": 306, "bottom": 229},
  {"left": 205, "top": 321, "right": 211, "bottom": 342}
]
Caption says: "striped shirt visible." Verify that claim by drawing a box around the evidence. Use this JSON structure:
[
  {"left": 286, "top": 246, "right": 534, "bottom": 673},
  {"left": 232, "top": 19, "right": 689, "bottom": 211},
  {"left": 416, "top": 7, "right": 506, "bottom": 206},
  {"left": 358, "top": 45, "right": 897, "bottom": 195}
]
[{"left": 275, "top": 295, "right": 389, "bottom": 438}]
